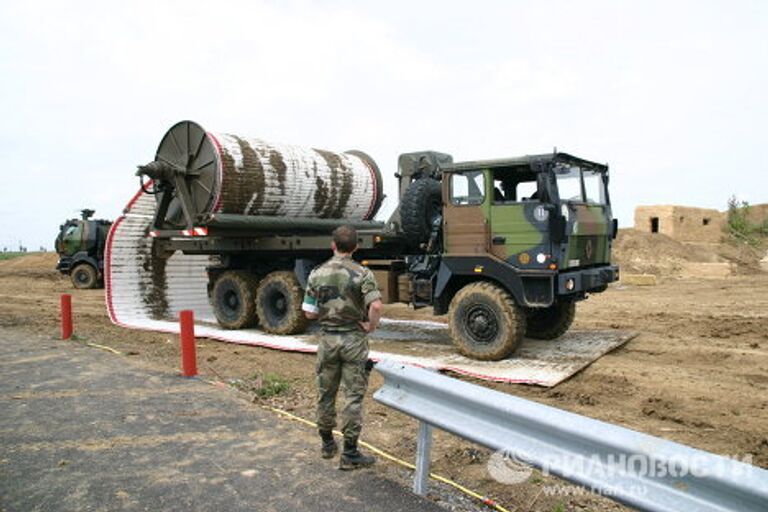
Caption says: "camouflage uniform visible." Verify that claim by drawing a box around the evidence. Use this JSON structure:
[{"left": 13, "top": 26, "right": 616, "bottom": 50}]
[{"left": 302, "top": 255, "right": 381, "bottom": 442}]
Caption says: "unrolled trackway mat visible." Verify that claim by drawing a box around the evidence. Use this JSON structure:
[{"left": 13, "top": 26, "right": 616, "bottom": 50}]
[{"left": 105, "top": 187, "right": 636, "bottom": 387}]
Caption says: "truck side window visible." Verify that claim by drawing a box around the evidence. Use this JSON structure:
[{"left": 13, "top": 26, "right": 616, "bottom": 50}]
[
  {"left": 450, "top": 171, "right": 485, "bottom": 206},
  {"left": 492, "top": 168, "right": 541, "bottom": 204},
  {"left": 516, "top": 180, "right": 538, "bottom": 201}
]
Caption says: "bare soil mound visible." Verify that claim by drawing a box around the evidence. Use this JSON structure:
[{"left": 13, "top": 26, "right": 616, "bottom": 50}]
[
  {"left": 613, "top": 229, "right": 718, "bottom": 276},
  {"left": 613, "top": 228, "right": 765, "bottom": 276}
]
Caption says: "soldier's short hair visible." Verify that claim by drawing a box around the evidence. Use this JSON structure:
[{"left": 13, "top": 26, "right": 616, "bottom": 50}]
[{"left": 332, "top": 225, "right": 358, "bottom": 253}]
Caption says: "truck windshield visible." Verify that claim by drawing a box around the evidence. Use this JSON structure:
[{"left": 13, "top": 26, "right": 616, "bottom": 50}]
[
  {"left": 554, "top": 163, "right": 607, "bottom": 205},
  {"left": 583, "top": 169, "right": 606, "bottom": 205},
  {"left": 554, "top": 164, "right": 583, "bottom": 202}
]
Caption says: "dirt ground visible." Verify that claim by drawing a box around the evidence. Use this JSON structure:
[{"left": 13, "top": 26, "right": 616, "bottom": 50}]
[{"left": 2, "top": 251, "right": 767, "bottom": 512}]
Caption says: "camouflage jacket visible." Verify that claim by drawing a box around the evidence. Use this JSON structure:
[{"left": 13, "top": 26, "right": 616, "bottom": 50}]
[{"left": 302, "top": 254, "right": 381, "bottom": 331}]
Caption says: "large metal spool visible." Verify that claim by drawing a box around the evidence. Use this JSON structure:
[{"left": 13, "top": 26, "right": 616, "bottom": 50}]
[{"left": 145, "top": 121, "right": 383, "bottom": 228}]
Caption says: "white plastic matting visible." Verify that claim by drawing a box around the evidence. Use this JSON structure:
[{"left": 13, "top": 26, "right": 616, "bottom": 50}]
[{"left": 105, "top": 187, "right": 635, "bottom": 387}]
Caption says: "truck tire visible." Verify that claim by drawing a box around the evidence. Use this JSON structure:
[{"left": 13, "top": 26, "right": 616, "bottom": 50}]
[
  {"left": 71, "top": 264, "right": 98, "bottom": 289},
  {"left": 212, "top": 271, "right": 258, "bottom": 329},
  {"left": 448, "top": 281, "right": 525, "bottom": 361},
  {"left": 256, "top": 271, "right": 308, "bottom": 335},
  {"left": 400, "top": 178, "right": 442, "bottom": 249},
  {"left": 525, "top": 301, "right": 576, "bottom": 340}
]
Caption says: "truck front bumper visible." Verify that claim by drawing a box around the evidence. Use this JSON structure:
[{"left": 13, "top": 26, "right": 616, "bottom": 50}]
[
  {"left": 56, "top": 257, "right": 72, "bottom": 273},
  {"left": 558, "top": 265, "right": 619, "bottom": 295}
]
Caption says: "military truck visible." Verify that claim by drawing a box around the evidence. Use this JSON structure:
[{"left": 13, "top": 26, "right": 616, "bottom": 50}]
[
  {"left": 136, "top": 121, "right": 618, "bottom": 360},
  {"left": 55, "top": 209, "right": 112, "bottom": 289}
]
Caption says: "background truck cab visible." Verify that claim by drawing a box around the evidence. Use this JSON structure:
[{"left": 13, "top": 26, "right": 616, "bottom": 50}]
[{"left": 55, "top": 209, "right": 112, "bottom": 289}]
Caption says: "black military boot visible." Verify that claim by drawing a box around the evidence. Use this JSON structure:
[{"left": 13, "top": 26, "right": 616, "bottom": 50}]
[
  {"left": 339, "top": 438, "right": 376, "bottom": 470},
  {"left": 319, "top": 430, "right": 338, "bottom": 459}
]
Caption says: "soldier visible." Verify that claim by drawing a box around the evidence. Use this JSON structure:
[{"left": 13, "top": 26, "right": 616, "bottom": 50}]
[{"left": 302, "top": 225, "right": 383, "bottom": 470}]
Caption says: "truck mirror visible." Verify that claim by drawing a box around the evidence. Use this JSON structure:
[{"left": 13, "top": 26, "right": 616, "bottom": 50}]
[{"left": 612, "top": 218, "right": 619, "bottom": 240}]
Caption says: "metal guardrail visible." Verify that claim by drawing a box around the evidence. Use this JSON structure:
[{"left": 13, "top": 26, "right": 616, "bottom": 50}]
[{"left": 373, "top": 361, "right": 768, "bottom": 512}]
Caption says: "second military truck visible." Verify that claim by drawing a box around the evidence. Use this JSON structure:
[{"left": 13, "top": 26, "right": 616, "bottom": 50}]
[
  {"left": 136, "top": 121, "right": 618, "bottom": 360},
  {"left": 55, "top": 209, "right": 112, "bottom": 289}
]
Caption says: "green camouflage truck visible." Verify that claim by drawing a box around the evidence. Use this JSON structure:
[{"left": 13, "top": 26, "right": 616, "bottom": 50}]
[
  {"left": 137, "top": 121, "right": 618, "bottom": 360},
  {"left": 389, "top": 151, "right": 619, "bottom": 359},
  {"left": 55, "top": 209, "right": 112, "bottom": 289}
]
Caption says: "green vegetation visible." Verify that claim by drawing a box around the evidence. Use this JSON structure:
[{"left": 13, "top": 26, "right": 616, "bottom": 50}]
[
  {"left": 726, "top": 196, "right": 767, "bottom": 247},
  {"left": 0, "top": 252, "right": 26, "bottom": 261},
  {"left": 253, "top": 373, "right": 291, "bottom": 398},
  {"left": 229, "top": 372, "right": 292, "bottom": 398}
]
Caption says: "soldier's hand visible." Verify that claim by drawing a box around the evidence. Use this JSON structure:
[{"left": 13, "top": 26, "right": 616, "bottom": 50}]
[{"left": 359, "top": 321, "right": 374, "bottom": 333}]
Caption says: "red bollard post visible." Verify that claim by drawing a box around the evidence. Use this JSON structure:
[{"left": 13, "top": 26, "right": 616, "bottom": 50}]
[
  {"left": 61, "top": 294, "right": 73, "bottom": 340},
  {"left": 179, "top": 310, "right": 197, "bottom": 377}
]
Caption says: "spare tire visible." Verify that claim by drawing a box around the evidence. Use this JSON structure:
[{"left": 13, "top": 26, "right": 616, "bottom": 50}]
[{"left": 400, "top": 178, "right": 442, "bottom": 249}]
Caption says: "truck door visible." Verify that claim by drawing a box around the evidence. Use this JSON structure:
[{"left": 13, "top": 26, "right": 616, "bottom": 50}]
[
  {"left": 443, "top": 170, "right": 488, "bottom": 254},
  {"left": 555, "top": 165, "right": 611, "bottom": 268},
  {"left": 488, "top": 168, "right": 551, "bottom": 269}
]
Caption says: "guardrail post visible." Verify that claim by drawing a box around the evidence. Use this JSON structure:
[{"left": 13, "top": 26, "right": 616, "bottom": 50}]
[
  {"left": 179, "top": 310, "right": 197, "bottom": 377},
  {"left": 60, "top": 294, "right": 73, "bottom": 340},
  {"left": 413, "top": 421, "right": 433, "bottom": 495}
]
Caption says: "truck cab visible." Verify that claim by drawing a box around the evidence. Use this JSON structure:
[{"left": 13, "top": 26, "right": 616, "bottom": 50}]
[
  {"left": 441, "top": 153, "right": 617, "bottom": 304},
  {"left": 396, "top": 153, "right": 619, "bottom": 360}
]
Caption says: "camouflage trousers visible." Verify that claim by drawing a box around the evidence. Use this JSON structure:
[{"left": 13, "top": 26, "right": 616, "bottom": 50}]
[{"left": 315, "top": 330, "right": 370, "bottom": 442}]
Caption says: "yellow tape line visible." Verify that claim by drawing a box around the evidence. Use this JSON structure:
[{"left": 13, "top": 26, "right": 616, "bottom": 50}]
[
  {"left": 84, "top": 342, "right": 123, "bottom": 355},
  {"left": 265, "top": 405, "right": 512, "bottom": 512}
]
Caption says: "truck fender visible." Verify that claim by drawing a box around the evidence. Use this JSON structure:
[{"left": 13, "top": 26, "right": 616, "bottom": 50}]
[{"left": 434, "top": 257, "right": 552, "bottom": 310}]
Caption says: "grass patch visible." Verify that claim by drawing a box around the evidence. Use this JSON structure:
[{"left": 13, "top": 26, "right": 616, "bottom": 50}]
[
  {"left": 255, "top": 373, "right": 291, "bottom": 398},
  {"left": 231, "top": 372, "right": 292, "bottom": 399},
  {"left": 0, "top": 252, "right": 26, "bottom": 261}
]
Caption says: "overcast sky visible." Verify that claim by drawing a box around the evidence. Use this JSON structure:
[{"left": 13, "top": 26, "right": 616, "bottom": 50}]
[{"left": 1, "top": 0, "right": 766, "bottom": 250}]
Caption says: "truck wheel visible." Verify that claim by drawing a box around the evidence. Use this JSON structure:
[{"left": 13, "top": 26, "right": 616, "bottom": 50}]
[
  {"left": 212, "top": 271, "right": 258, "bottom": 329},
  {"left": 71, "top": 264, "right": 98, "bottom": 289},
  {"left": 400, "top": 178, "right": 442, "bottom": 249},
  {"left": 256, "top": 271, "right": 308, "bottom": 335},
  {"left": 525, "top": 301, "right": 576, "bottom": 340},
  {"left": 448, "top": 282, "right": 525, "bottom": 361}
]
